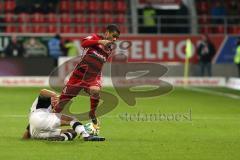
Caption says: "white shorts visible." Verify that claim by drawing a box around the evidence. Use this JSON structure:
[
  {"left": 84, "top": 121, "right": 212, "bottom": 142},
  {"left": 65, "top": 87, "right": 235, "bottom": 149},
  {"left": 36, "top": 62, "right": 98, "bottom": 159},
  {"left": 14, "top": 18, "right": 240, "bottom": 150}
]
[{"left": 29, "top": 109, "right": 61, "bottom": 139}]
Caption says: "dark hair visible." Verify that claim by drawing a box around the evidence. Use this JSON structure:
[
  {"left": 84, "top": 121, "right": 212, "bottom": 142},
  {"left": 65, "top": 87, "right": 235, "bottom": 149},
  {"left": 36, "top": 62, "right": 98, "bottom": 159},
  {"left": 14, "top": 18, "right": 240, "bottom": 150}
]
[
  {"left": 106, "top": 24, "right": 120, "bottom": 35},
  {"left": 55, "top": 34, "right": 61, "bottom": 39}
]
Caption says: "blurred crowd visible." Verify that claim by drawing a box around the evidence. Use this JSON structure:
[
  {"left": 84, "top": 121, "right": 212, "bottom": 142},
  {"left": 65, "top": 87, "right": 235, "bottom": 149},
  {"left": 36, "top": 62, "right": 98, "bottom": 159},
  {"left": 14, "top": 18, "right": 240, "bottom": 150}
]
[
  {"left": 1, "top": 34, "right": 79, "bottom": 65},
  {"left": 14, "top": 0, "right": 59, "bottom": 14},
  {"left": 209, "top": 0, "right": 239, "bottom": 24},
  {"left": 138, "top": 1, "right": 189, "bottom": 34}
]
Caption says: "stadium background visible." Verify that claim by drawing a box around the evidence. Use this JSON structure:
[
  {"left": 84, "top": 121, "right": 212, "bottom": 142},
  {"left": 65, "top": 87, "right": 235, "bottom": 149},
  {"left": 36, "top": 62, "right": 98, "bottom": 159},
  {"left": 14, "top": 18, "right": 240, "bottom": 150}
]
[{"left": 0, "top": 0, "right": 240, "bottom": 160}]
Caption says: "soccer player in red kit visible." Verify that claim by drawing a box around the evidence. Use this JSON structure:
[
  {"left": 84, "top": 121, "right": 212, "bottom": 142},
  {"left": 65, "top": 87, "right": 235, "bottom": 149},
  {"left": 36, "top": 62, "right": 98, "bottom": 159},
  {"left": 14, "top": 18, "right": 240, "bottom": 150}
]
[{"left": 55, "top": 24, "right": 120, "bottom": 128}]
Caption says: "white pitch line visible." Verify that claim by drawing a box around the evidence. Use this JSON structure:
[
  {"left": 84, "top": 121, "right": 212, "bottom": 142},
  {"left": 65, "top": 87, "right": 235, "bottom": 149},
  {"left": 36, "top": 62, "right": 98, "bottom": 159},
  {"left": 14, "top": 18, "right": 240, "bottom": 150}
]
[
  {"left": 0, "top": 115, "right": 27, "bottom": 118},
  {"left": 184, "top": 87, "right": 240, "bottom": 100}
]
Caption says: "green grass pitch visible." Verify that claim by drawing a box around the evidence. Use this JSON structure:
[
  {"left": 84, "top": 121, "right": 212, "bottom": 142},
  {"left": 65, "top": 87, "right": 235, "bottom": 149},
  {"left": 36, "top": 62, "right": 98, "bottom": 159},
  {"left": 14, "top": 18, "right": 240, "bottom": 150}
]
[{"left": 0, "top": 87, "right": 240, "bottom": 160}]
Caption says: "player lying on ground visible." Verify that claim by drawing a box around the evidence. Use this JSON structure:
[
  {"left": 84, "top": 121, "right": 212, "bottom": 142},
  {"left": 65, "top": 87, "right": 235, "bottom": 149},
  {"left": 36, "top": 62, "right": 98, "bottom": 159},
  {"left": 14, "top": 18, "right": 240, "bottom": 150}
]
[
  {"left": 55, "top": 24, "right": 120, "bottom": 127},
  {"left": 22, "top": 89, "right": 105, "bottom": 141}
]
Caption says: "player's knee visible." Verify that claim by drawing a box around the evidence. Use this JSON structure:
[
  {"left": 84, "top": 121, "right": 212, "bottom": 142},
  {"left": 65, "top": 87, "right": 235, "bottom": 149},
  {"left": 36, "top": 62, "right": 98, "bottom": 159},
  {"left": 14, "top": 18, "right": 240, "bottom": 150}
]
[
  {"left": 89, "top": 86, "right": 100, "bottom": 94},
  {"left": 89, "top": 86, "right": 100, "bottom": 98}
]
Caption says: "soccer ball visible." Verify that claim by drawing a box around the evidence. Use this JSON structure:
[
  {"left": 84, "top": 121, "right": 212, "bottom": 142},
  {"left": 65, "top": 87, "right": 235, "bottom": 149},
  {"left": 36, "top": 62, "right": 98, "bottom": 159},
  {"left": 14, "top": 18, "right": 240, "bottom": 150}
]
[{"left": 84, "top": 122, "right": 99, "bottom": 136}]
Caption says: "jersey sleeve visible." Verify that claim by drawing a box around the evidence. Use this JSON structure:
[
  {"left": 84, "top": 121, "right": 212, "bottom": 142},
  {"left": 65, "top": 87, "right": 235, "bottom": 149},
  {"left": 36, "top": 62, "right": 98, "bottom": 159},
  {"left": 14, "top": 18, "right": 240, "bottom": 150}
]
[{"left": 81, "top": 34, "right": 100, "bottom": 48}]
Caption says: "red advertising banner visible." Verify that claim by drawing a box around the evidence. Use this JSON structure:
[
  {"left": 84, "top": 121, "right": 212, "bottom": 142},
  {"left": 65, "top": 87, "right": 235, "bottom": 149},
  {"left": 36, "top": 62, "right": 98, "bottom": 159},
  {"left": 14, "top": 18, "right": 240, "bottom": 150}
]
[
  {"left": 69, "top": 35, "right": 225, "bottom": 64},
  {"left": 0, "top": 34, "right": 225, "bottom": 64}
]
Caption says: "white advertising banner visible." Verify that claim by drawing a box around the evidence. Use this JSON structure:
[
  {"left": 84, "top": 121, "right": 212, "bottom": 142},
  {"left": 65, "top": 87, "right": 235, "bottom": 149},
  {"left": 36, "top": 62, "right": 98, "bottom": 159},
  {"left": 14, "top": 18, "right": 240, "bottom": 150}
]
[
  {"left": 227, "top": 78, "right": 240, "bottom": 90},
  {"left": 0, "top": 76, "right": 49, "bottom": 87},
  {"left": 0, "top": 76, "right": 226, "bottom": 87}
]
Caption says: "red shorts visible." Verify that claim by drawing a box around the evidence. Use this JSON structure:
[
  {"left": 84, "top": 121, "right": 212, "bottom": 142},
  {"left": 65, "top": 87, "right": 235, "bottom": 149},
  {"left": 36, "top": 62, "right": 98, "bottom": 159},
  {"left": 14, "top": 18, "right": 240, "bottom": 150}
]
[
  {"left": 60, "top": 64, "right": 102, "bottom": 99},
  {"left": 57, "top": 69, "right": 102, "bottom": 112},
  {"left": 60, "top": 73, "right": 102, "bottom": 99},
  {"left": 66, "top": 71, "right": 102, "bottom": 89}
]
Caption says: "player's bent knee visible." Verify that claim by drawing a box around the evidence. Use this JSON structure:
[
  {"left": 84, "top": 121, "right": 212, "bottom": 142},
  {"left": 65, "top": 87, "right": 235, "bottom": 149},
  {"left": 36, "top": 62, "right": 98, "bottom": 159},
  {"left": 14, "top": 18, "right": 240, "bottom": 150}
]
[{"left": 89, "top": 86, "right": 100, "bottom": 97}]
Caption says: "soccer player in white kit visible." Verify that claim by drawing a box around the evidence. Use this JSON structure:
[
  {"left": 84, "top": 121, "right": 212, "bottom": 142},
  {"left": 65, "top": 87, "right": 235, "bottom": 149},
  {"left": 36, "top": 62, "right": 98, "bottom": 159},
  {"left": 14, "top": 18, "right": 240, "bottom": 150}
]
[{"left": 22, "top": 89, "right": 105, "bottom": 141}]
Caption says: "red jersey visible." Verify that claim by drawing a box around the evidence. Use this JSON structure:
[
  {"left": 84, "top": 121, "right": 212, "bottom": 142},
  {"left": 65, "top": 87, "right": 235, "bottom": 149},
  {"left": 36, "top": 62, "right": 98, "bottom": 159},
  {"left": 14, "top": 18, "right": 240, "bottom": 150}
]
[{"left": 70, "top": 34, "right": 112, "bottom": 85}]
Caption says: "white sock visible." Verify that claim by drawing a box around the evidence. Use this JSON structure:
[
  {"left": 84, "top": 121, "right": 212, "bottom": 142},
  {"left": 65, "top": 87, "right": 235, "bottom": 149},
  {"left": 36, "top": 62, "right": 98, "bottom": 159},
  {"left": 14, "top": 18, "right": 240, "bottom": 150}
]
[
  {"left": 70, "top": 120, "right": 76, "bottom": 127},
  {"left": 70, "top": 120, "right": 89, "bottom": 137},
  {"left": 60, "top": 132, "right": 73, "bottom": 141},
  {"left": 75, "top": 125, "right": 89, "bottom": 138},
  {"left": 60, "top": 133, "right": 68, "bottom": 141}
]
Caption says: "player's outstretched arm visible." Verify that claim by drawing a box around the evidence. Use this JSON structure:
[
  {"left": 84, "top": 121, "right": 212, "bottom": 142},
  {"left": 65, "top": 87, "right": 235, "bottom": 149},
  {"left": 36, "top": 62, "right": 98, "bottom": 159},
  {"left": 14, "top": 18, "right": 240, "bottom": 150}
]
[{"left": 81, "top": 39, "right": 99, "bottom": 48}]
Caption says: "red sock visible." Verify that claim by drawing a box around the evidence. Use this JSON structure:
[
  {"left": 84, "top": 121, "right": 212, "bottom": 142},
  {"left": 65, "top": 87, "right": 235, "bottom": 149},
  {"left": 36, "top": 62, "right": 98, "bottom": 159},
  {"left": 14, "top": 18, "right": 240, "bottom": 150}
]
[{"left": 89, "top": 96, "right": 99, "bottom": 123}]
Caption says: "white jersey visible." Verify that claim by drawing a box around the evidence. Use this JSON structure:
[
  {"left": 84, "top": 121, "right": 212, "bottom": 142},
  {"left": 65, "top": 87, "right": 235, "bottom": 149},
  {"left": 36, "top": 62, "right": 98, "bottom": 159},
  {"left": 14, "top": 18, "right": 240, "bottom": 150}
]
[{"left": 29, "top": 96, "right": 61, "bottom": 139}]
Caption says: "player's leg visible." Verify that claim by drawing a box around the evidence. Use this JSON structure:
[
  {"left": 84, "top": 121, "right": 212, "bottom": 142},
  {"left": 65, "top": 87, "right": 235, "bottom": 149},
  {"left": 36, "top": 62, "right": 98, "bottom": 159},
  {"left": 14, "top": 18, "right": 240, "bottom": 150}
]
[
  {"left": 60, "top": 114, "right": 105, "bottom": 141},
  {"left": 28, "top": 111, "right": 66, "bottom": 141},
  {"left": 89, "top": 86, "right": 100, "bottom": 124},
  {"left": 29, "top": 110, "right": 104, "bottom": 141},
  {"left": 30, "top": 113, "right": 80, "bottom": 141},
  {"left": 30, "top": 128, "right": 76, "bottom": 141},
  {"left": 60, "top": 114, "right": 90, "bottom": 138},
  {"left": 84, "top": 75, "right": 102, "bottom": 130},
  {"left": 41, "top": 113, "right": 77, "bottom": 141},
  {"left": 56, "top": 77, "right": 83, "bottom": 113},
  {"left": 56, "top": 65, "right": 93, "bottom": 113},
  {"left": 39, "top": 129, "right": 78, "bottom": 141},
  {"left": 56, "top": 129, "right": 77, "bottom": 141}
]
